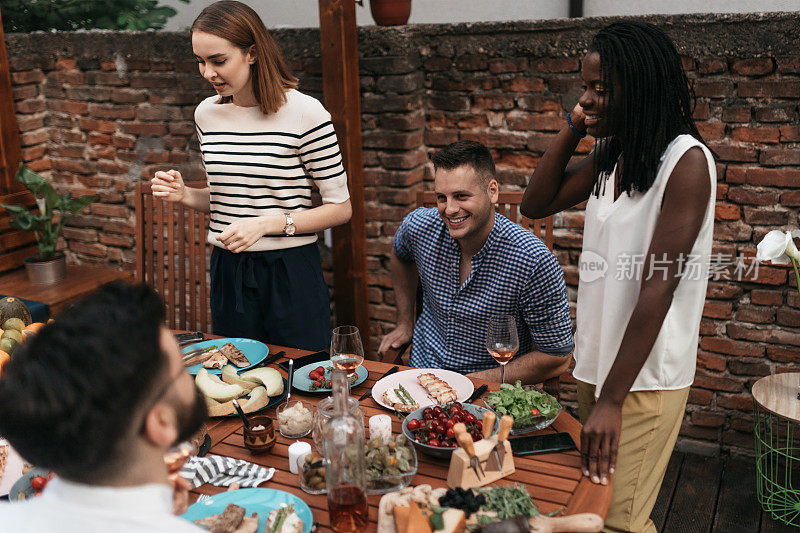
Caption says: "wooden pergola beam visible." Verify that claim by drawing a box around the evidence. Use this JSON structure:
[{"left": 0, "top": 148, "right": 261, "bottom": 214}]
[{"left": 318, "top": 0, "right": 371, "bottom": 353}]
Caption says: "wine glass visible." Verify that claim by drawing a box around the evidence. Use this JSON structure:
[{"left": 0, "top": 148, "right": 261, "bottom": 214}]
[
  {"left": 486, "top": 315, "right": 519, "bottom": 385},
  {"left": 330, "top": 326, "right": 365, "bottom": 379}
]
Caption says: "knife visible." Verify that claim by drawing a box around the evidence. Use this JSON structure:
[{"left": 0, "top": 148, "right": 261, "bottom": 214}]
[
  {"left": 358, "top": 365, "right": 399, "bottom": 401},
  {"left": 482, "top": 411, "right": 501, "bottom": 470},
  {"left": 250, "top": 350, "right": 285, "bottom": 369},
  {"left": 491, "top": 415, "right": 514, "bottom": 468},
  {"left": 454, "top": 422, "right": 484, "bottom": 479},
  {"left": 465, "top": 384, "right": 488, "bottom": 404}
]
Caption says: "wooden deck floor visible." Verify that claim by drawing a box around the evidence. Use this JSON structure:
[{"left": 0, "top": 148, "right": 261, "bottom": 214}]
[{"left": 652, "top": 451, "right": 798, "bottom": 532}]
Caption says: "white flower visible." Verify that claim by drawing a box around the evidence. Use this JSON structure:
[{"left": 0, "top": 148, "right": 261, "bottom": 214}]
[{"left": 756, "top": 230, "right": 800, "bottom": 264}]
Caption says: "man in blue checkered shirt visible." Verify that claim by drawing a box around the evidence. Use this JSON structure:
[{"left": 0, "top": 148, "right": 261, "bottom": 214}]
[{"left": 378, "top": 141, "right": 574, "bottom": 381}]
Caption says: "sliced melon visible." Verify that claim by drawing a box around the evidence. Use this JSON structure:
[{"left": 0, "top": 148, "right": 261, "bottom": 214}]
[
  {"left": 204, "top": 396, "right": 236, "bottom": 417},
  {"left": 239, "top": 367, "right": 284, "bottom": 397},
  {"left": 221, "top": 364, "right": 259, "bottom": 391},
  {"left": 195, "top": 368, "right": 245, "bottom": 402},
  {"left": 240, "top": 386, "right": 271, "bottom": 413}
]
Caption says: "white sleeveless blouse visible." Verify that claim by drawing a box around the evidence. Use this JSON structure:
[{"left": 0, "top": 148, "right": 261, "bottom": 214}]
[{"left": 572, "top": 134, "right": 716, "bottom": 396}]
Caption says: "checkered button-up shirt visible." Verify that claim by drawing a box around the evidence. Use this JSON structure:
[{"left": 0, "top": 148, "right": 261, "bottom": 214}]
[{"left": 394, "top": 207, "right": 574, "bottom": 374}]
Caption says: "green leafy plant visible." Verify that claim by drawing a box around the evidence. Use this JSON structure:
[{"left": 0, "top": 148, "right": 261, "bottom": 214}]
[
  {"left": 1, "top": 0, "right": 189, "bottom": 33},
  {"left": 0, "top": 164, "right": 98, "bottom": 260}
]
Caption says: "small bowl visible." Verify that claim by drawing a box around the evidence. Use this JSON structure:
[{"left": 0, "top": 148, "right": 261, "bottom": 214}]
[
  {"left": 402, "top": 403, "right": 498, "bottom": 460},
  {"left": 298, "top": 452, "right": 328, "bottom": 495},
  {"left": 243, "top": 416, "right": 276, "bottom": 454},
  {"left": 276, "top": 400, "right": 313, "bottom": 439},
  {"left": 482, "top": 385, "right": 561, "bottom": 435},
  {"left": 366, "top": 439, "right": 417, "bottom": 494}
]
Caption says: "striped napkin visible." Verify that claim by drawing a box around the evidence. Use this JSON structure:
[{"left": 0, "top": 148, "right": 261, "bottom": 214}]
[{"left": 180, "top": 455, "right": 275, "bottom": 489}]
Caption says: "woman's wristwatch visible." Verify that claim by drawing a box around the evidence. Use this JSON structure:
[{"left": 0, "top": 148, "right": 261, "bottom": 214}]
[{"left": 283, "top": 213, "right": 296, "bottom": 236}]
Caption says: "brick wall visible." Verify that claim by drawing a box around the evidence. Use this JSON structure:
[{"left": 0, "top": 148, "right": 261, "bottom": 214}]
[{"left": 5, "top": 12, "right": 799, "bottom": 455}]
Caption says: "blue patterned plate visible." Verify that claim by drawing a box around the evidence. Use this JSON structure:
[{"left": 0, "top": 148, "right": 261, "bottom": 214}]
[
  {"left": 292, "top": 362, "right": 368, "bottom": 393},
  {"left": 183, "top": 338, "right": 269, "bottom": 375},
  {"left": 181, "top": 488, "right": 312, "bottom": 533}
]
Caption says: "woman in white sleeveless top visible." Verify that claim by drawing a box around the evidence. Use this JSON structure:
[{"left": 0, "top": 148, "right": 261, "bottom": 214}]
[{"left": 522, "top": 22, "right": 716, "bottom": 533}]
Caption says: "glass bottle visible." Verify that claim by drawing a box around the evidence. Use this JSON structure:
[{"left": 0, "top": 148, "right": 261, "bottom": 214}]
[{"left": 323, "top": 369, "right": 368, "bottom": 533}]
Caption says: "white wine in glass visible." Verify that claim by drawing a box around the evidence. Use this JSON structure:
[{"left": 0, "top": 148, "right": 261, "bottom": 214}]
[
  {"left": 330, "top": 325, "right": 365, "bottom": 379},
  {"left": 486, "top": 315, "right": 519, "bottom": 385}
]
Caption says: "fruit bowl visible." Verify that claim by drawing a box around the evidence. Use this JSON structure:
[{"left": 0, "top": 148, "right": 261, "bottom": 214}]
[{"left": 401, "top": 403, "right": 499, "bottom": 460}]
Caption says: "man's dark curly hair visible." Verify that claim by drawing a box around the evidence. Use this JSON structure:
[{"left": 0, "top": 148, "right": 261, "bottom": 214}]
[{"left": 0, "top": 281, "right": 167, "bottom": 482}]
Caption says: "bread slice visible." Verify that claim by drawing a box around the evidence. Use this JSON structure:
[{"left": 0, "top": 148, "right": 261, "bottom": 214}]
[
  {"left": 383, "top": 387, "right": 419, "bottom": 412},
  {"left": 417, "top": 373, "right": 457, "bottom": 404}
]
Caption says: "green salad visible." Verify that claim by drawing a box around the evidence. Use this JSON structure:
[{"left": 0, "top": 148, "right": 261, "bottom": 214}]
[{"left": 485, "top": 380, "right": 560, "bottom": 423}]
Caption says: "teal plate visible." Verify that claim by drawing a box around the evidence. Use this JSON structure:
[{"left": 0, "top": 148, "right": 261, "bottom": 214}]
[
  {"left": 292, "top": 362, "right": 368, "bottom": 393},
  {"left": 183, "top": 338, "right": 269, "bottom": 375},
  {"left": 212, "top": 378, "right": 288, "bottom": 418},
  {"left": 181, "top": 488, "right": 312, "bottom": 532}
]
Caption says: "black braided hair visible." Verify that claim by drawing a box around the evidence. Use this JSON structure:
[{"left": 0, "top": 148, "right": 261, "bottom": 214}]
[{"left": 589, "top": 21, "right": 706, "bottom": 197}]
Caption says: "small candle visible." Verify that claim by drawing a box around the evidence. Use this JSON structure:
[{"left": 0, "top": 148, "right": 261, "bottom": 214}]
[
  {"left": 288, "top": 441, "right": 311, "bottom": 474},
  {"left": 369, "top": 414, "right": 392, "bottom": 442}
]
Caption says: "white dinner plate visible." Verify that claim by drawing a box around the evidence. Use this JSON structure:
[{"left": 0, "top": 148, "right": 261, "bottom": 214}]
[{"left": 371, "top": 368, "right": 474, "bottom": 411}]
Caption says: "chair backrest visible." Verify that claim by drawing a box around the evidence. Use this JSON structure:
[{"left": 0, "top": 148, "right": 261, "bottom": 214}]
[
  {"left": 416, "top": 190, "right": 554, "bottom": 251},
  {"left": 134, "top": 181, "right": 212, "bottom": 332}
]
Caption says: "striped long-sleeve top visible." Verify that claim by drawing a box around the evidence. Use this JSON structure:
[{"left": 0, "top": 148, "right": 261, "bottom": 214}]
[{"left": 195, "top": 89, "right": 350, "bottom": 252}]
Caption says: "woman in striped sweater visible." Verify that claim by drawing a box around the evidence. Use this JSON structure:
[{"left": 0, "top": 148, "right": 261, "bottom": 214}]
[{"left": 150, "top": 1, "right": 351, "bottom": 350}]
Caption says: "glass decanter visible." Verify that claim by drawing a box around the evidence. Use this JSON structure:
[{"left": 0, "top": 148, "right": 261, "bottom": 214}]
[{"left": 323, "top": 369, "right": 368, "bottom": 533}]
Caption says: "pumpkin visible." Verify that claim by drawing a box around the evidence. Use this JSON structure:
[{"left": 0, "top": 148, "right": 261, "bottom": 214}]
[
  {"left": 0, "top": 298, "right": 32, "bottom": 327},
  {"left": 0, "top": 349, "right": 9, "bottom": 379}
]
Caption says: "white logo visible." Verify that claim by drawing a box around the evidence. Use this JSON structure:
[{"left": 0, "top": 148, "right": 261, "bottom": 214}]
[{"left": 579, "top": 250, "right": 608, "bottom": 283}]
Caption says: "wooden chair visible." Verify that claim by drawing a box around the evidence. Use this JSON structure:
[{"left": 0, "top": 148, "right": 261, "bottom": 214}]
[
  {"left": 134, "top": 181, "right": 212, "bottom": 332},
  {"left": 386, "top": 190, "right": 562, "bottom": 398}
]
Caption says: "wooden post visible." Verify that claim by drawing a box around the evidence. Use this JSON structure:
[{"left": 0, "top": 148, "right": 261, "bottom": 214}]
[{"left": 318, "top": 0, "right": 371, "bottom": 353}]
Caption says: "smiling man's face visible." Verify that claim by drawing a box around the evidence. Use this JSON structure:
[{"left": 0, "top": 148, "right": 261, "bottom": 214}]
[{"left": 434, "top": 164, "right": 498, "bottom": 245}]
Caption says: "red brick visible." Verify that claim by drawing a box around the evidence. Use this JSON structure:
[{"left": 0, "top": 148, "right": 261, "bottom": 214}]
[
  {"left": 767, "top": 345, "right": 800, "bottom": 363},
  {"left": 760, "top": 149, "right": 800, "bottom": 166},
  {"left": 781, "top": 125, "right": 800, "bottom": 142},
  {"left": 693, "top": 101, "right": 709, "bottom": 121},
  {"left": 533, "top": 58, "right": 580, "bottom": 73},
  {"left": 507, "top": 113, "right": 562, "bottom": 132},
  {"left": 724, "top": 166, "right": 746, "bottom": 184},
  {"left": 13, "top": 85, "right": 38, "bottom": 101},
  {"left": 454, "top": 54, "right": 487, "bottom": 71},
  {"left": 693, "top": 371, "right": 744, "bottom": 392},
  {"left": 693, "top": 80, "right": 734, "bottom": 98},
  {"left": 99, "top": 233, "right": 134, "bottom": 247},
  {"left": 722, "top": 106, "right": 751, "bottom": 123},
  {"left": 712, "top": 220, "right": 752, "bottom": 242},
  {"left": 698, "top": 58, "right": 726, "bottom": 74},
  {"left": 714, "top": 203, "right": 740, "bottom": 221},
  {"left": 730, "top": 417, "right": 754, "bottom": 433},
  {"left": 423, "top": 56, "right": 452, "bottom": 71},
  {"left": 777, "top": 56, "right": 800, "bottom": 74},
  {"left": 731, "top": 58, "right": 774, "bottom": 76},
  {"left": 703, "top": 301, "right": 733, "bottom": 319},
  {"left": 751, "top": 290, "right": 783, "bottom": 306},
  {"left": 55, "top": 58, "right": 77, "bottom": 70},
  {"left": 495, "top": 151, "right": 539, "bottom": 169},
  {"left": 696, "top": 122, "right": 725, "bottom": 140},
  {"left": 62, "top": 227, "right": 98, "bottom": 242},
  {"left": 728, "top": 359, "right": 770, "bottom": 376},
  {"left": 69, "top": 241, "right": 107, "bottom": 257},
  {"left": 754, "top": 105, "right": 794, "bottom": 123},
  {"left": 709, "top": 143, "right": 759, "bottom": 162},
  {"left": 735, "top": 305, "right": 775, "bottom": 324},
  {"left": 745, "top": 266, "right": 788, "bottom": 285},
  {"left": 738, "top": 80, "right": 800, "bottom": 98},
  {"left": 697, "top": 352, "right": 727, "bottom": 372},
  {"left": 688, "top": 388, "right": 713, "bottom": 406},
  {"left": 782, "top": 190, "right": 800, "bottom": 206},
  {"left": 460, "top": 131, "right": 527, "bottom": 150},
  {"left": 777, "top": 308, "right": 800, "bottom": 328},
  {"left": 489, "top": 58, "right": 528, "bottom": 74},
  {"left": 700, "top": 337, "right": 764, "bottom": 357},
  {"left": 12, "top": 70, "right": 45, "bottom": 84},
  {"left": 717, "top": 394, "right": 753, "bottom": 412},
  {"left": 743, "top": 206, "right": 789, "bottom": 225},
  {"left": 119, "top": 122, "right": 168, "bottom": 136},
  {"left": 692, "top": 411, "right": 726, "bottom": 428},
  {"left": 699, "top": 319, "right": 718, "bottom": 336},
  {"left": 731, "top": 126, "right": 780, "bottom": 143},
  {"left": 422, "top": 129, "right": 458, "bottom": 147},
  {"left": 726, "top": 186, "right": 779, "bottom": 205},
  {"left": 472, "top": 95, "right": 515, "bottom": 111},
  {"left": 745, "top": 168, "right": 800, "bottom": 188}
]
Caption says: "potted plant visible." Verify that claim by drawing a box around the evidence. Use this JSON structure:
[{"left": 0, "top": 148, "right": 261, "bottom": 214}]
[{"left": 0, "top": 164, "right": 98, "bottom": 284}]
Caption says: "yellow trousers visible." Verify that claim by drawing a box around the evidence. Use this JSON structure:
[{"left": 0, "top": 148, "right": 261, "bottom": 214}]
[{"left": 577, "top": 381, "right": 689, "bottom": 533}]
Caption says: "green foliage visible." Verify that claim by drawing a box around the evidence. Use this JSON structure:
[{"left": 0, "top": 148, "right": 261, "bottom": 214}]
[
  {"left": 1, "top": 0, "right": 189, "bottom": 33},
  {"left": 0, "top": 165, "right": 98, "bottom": 259}
]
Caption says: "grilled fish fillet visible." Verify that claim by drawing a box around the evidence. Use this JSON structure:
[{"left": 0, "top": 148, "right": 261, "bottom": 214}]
[
  {"left": 202, "top": 350, "right": 228, "bottom": 369},
  {"left": 220, "top": 343, "right": 250, "bottom": 368}
]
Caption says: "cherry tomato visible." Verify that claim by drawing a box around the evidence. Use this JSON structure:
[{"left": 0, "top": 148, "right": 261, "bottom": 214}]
[
  {"left": 445, "top": 419, "right": 455, "bottom": 429},
  {"left": 407, "top": 418, "right": 420, "bottom": 431},
  {"left": 439, "top": 440, "right": 452, "bottom": 448},
  {"left": 452, "top": 402, "right": 462, "bottom": 409},
  {"left": 309, "top": 371, "right": 322, "bottom": 380},
  {"left": 531, "top": 408, "right": 540, "bottom": 417},
  {"left": 423, "top": 407, "right": 433, "bottom": 417},
  {"left": 465, "top": 413, "right": 476, "bottom": 424},
  {"left": 428, "top": 431, "right": 437, "bottom": 440},
  {"left": 31, "top": 476, "right": 47, "bottom": 490},
  {"left": 428, "top": 438, "right": 440, "bottom": 448},
  {"left": 452, "top": 413, "right": 464, "bottom": 423},
  {"left": 446, "top": 428, "right": 455, "bottom": 438},
  {"left": 433, "top": 406, "right": 443, "bottom": 415},
  {"left": 450, "top": 405, "right": 461, "bottom": 413},
  {"left": 474, "top": 434, "right": 482, "bottom": 442},
  {"left": 423, "top": 411, "right": 434, "bottom": 420},
  {"left": 476, "top": 421, "right": 483, "bottom": 431}
]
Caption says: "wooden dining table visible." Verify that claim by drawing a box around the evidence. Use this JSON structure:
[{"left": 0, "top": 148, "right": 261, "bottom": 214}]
[{"left": 189, "top": 341, "right": 612, "bottom": 532}]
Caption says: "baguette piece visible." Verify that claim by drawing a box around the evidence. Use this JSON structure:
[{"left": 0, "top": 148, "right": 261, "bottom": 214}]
[{"left": 383, "top": 386, "right": 419, "bottom": 413}]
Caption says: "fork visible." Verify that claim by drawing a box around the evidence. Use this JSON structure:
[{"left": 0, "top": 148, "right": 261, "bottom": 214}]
[{"left": 196, "top": 494, "right": 212, "bottom": 504}]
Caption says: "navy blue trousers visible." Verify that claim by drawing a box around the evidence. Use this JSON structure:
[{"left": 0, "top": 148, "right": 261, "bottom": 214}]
[{"left": 209, "top": 243, "right": 332, "bottom": 351}]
